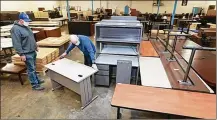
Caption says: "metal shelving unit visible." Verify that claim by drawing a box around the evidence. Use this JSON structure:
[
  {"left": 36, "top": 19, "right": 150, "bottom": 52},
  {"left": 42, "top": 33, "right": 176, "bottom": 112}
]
[{"left": 94, "top": 17, "right": 143, "bottom": 86}]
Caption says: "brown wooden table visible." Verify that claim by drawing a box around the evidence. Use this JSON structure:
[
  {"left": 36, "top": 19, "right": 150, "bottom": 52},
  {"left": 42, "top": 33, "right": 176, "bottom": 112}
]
[
  {"left": 111, "top": 84, "right": 216, "bottom": 119},
  {"left": 0, "top": 63, "right": 26, "bottom": 85}
]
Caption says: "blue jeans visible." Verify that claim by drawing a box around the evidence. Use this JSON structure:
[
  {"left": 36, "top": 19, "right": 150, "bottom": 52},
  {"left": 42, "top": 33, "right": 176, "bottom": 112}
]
[{"left": 24, "top": 51, "right": 40, "bottom": 87}]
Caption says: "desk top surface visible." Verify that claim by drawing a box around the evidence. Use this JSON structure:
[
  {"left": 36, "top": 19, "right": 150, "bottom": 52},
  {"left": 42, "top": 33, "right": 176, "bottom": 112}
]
[
  {"left": 95, "top": 54, "right": 139, "bottom": 67},
  {"left": 45, "top": 58, "right": 97, "bottom": 83},
  {"left": 140, "top": 41, "right": 159, "bottom": 57},
  {"left": 111, "top": 83, "right": 216, "bottom": 119},
  {"left": 139, "top": 57, "right": 171, "bottom": 88},
  {"left": 37, "top": 35, "right": 70, "bottom": 47}
]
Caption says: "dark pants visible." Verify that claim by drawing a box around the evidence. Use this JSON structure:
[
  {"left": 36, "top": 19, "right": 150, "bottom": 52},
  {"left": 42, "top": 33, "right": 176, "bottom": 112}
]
[
  {"left": 24, "top": 51, "right": 40, "bottom": 87},
  {"left": 84, "top": 55, "right": 92, "bottom": 67}
]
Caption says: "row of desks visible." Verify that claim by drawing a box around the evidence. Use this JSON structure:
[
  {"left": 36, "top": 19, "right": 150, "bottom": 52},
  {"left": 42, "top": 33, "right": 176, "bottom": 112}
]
[{"left": 111, "top": 39, "right": 215, "bottom": 119}]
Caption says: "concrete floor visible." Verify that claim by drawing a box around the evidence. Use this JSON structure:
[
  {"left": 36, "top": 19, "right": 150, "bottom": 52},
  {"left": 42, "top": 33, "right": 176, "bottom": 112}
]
[{"left": 1, "top": 25, "right": 186, "bottom": 119}]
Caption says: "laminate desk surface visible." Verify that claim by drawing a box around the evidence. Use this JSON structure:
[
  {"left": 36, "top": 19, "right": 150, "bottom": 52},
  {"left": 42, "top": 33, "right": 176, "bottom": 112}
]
[
  {"left": 45, "top": 58, "right": 97, "bottom": 83},
  {"left": 30, "top": 27, "right": 59, "bottom": 31},
  {"left": 95, "top": 54, "right": 139, "bottom": 67},
  {"left": 37, "top": 35, "right": 70, "bottom": 47},
  {"left": 139, "top": 57, "right": 171, "bottom": 88},
  {"left": 111, "top": 83, "right": 216, "bottom": 119},
  {"left": 140, "top": 41, "right": 159, "bottom": 57}
]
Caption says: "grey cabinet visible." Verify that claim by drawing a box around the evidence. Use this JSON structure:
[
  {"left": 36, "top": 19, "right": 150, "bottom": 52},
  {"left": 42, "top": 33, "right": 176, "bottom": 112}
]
[{"left": 95, "top": 64, "right": 110, "bottom": 86}]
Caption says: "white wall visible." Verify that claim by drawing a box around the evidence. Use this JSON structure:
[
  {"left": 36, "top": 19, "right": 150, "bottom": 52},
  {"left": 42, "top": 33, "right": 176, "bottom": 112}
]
[
  {"left": 1, "top": 0, "right": 216, "bottom": 15},
  {"left": 1, "top": 1, "right": 60, "bottom": 12}
]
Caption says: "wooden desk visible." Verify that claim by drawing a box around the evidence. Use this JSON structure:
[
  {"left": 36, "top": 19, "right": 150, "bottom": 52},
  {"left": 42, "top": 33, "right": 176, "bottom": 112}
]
[
  {"left": 0, "top": 63, "right": 26, "bottom": 85},
  {"left": 31, "top": 27, "right": 61, "bottom": 37},
  {"left": 37, "top": 35, "right": 70, "bottom": 55},
  {"left": 111, "top": 84, "right": 216, "bottom": 119},
  {"left": 140, "top": 41, "right": 159, "bottom": 57},
  {"left": 45, "top": 58, "right": 98, "bottom": 108}
]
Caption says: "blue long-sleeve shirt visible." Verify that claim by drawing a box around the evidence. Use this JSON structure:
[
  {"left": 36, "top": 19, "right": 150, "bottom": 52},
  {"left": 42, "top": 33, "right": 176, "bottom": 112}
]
[{"left": 65, "top": 35, "right": 96, "bottom": 63}]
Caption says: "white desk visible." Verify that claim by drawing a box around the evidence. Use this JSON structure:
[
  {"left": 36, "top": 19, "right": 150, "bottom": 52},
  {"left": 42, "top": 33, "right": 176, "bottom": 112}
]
[
  {"left": 139, "top": 57, "right": 172, "bottom": 88},
  {"left": 45, "top": 58, "right": 98, "bottom": 108}
]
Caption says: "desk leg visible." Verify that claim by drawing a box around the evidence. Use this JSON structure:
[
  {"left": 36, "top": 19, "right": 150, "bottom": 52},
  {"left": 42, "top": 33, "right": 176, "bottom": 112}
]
[
  {"left": 117, "top": 107, "right": 122, "bottom": 119},
  {"left": 59, "top": 45, "right": 65, "bottom": 55},
  {"left": 80, "top": 77, "right": 97, "bottom": 108},
  {"left": 135, "top": 67, "right": 140, "bottom": 85},
  {"left": 51, "top": 79, "right": 63, "bottom": 90}
]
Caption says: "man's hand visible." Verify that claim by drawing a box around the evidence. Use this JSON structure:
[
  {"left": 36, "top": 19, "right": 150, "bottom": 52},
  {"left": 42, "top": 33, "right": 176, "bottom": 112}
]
[
  {"left": 92, "top": 64, "right": 98, "bottom": 70},
  {"left": 59, "top": 52, "right": 67, "bottom": 59},
  {"left": 20, "top": 55, "right": 26, "bottom": 62}
]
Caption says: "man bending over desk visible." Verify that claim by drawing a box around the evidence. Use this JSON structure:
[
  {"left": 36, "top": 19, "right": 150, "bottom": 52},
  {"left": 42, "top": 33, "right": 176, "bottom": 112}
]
[{"left": 60, "top": 35, "right": 97, "bottom": 69}]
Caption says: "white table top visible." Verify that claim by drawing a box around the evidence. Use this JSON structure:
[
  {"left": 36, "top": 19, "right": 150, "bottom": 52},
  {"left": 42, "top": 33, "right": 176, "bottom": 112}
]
[
  {"left": 1, "top": 29, "right": 11, "bottom": 33},
  {"left": 1, "top": 38, "right": 13, "bottom": 49},
  {"left": 139, "top": 57, "right": 172, "bottom": 88},
  {"left": 29, "top": 23, "right": 59, "bottom": 27},
  {"left": 45, "top": 58, "right": 98, "bottom": 83},
  {"left": 0, "top": 32, "right": 11, "bottom": 37},
  {"left": 169, "top": 32, "right": 191, "bottom": 36},
  {"left": 1, "top": 24, "right": 13, "bottom": 29},
  {"left": 95, "top": 54, "right": 139, "bottom": 67}
]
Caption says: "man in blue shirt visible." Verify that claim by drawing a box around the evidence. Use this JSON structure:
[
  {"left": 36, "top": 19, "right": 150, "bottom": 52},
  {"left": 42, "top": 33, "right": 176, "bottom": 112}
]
[{"left": 60, "top": 35, "right": 97, "bottom": 68}]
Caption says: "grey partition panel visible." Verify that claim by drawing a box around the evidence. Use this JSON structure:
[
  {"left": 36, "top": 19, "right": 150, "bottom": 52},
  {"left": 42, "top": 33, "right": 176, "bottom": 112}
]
[
  {"left": 101, "top": 19, "right": 140, "bottom": 23},
  {"left": 111, "top": 16, "right": 137, "bottom": 20},
  {"left": 116, "top": 60, "right": 132, "bottom": 84}
]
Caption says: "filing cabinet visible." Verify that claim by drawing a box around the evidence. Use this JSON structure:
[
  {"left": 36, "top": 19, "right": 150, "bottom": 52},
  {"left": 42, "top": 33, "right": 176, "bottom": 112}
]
[{"left": 95, "top": 64, "right": 110, "bottom": 86}]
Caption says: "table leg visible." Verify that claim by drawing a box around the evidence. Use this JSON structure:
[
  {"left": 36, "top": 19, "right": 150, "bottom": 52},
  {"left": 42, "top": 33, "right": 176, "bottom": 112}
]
[
  {"left": 135, "top": 67, "right": 140, "bottom": 85},
  {"left": 80, "top": 77, "right": 94, "bottom": 108},
  {"left": 59, "top": 45, "right": 65, "bottom": 55},
  {"left": 117, "top": 107, "right": 122, "bottom": 119},
  {"left": 51, "top": 79, "right": 63, "bottom": 90},
  {"left": 18, "top": 73, "right": 24, "bottom": 85}
]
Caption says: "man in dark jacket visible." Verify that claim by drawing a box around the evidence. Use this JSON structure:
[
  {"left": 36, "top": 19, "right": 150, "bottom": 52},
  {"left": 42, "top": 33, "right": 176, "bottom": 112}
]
[
  {"left": 11, "top": 12, "right": 44, "bottom": 90},
  {"left": 60, "top": 35, "right": 97, "bottom": 69}
]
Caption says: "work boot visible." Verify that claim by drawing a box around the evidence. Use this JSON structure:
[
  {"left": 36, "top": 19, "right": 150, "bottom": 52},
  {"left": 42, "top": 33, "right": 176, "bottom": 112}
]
[{"left": 32, "top": 85, "right": 45, "bottom": 91}]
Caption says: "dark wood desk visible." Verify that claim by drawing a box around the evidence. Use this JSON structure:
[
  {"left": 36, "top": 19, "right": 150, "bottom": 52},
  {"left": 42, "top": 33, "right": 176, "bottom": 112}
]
[
  {"left": 111, "top": 84, "right": 216, "bottom": 119},
  {"left": 140, "top": 41, "right": 159, "bottom": 57}
]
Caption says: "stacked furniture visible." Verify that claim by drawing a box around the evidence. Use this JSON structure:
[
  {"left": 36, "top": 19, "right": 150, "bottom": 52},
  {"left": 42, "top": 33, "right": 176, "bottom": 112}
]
[
  {"left": 37, "top": 35, "right": 70, "bottom": 55},
  {"left": 94, "top": 18, "right": 143, "bottom": 86},
  {"left": 12, "top": 47, "right": 59, "bottom": 72}
]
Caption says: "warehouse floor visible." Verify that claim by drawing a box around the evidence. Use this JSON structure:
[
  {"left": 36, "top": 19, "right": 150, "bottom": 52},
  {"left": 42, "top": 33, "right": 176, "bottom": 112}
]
[{"left": 1, "top": 25, "right": 185, "bottom": 119}]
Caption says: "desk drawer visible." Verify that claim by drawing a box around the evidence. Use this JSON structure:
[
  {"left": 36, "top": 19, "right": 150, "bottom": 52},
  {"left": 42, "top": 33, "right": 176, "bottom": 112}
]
[
  {"left": 96, "top": 70, "right": 109, "bottom": 76},
  {"left": 96, "top": 64, "right": 109, "bottom": 70},
  {"left": 95, "top": 75, "right": 109, "bottom": 86}
]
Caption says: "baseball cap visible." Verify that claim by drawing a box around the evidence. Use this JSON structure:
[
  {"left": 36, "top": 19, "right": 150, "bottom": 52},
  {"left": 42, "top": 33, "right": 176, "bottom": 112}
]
[{"left": 19, "top": 12, "right": 32, "bottom": 22}]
